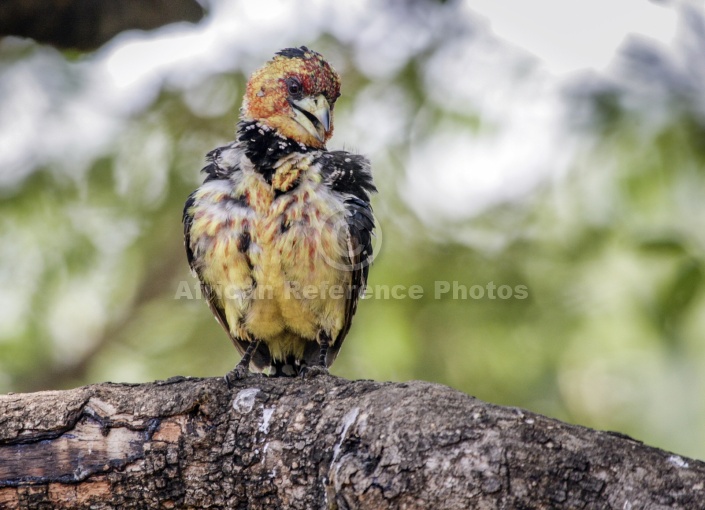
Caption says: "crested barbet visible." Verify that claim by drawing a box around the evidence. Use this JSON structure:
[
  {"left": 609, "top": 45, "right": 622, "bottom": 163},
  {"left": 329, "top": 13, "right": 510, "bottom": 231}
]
[{"left": 183, "top": 47, "right": 376, "bottom": 382}]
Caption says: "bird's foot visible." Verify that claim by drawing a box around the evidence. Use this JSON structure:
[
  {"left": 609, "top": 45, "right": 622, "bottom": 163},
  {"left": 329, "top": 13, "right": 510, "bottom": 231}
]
[
  {"left": 299, "top": 365, "right": 329, "bottom": 379},
  {"left": 224, "top": 364, "right": 251, "bottom": 388},
  {"left": 225, "top": 340, "right": 263, "bottom": 387}
]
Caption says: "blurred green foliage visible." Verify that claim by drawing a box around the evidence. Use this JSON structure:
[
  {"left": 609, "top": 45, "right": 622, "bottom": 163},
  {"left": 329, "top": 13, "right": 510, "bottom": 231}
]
[{"left": 2, "top": 0, "right": 705, "bottom": 461}]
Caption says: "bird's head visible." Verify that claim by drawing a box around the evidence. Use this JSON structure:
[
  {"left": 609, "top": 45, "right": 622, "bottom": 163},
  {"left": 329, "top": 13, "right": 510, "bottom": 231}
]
[{"left": 241, "top": 47, "right": 341, "bottom": 149}]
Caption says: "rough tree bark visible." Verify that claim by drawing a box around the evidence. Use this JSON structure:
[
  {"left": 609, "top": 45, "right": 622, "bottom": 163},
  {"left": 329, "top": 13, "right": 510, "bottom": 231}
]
[{"left": 0, "top": 376, "right": 703, "bottom": 509}]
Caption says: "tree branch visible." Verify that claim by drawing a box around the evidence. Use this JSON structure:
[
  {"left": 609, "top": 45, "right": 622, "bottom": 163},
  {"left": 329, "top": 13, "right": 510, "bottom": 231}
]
[
  {"left": 0, "top": 376, "right": 702, "bottom": 509},
  {"left": 0, "top": 0, "right": 204, "bottom": 51}
]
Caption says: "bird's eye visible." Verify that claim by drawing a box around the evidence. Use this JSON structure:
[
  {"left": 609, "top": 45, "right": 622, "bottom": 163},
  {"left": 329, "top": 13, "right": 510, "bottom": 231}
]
[{"left": 287, "top": 78, "right": 302, "bottom": 96}]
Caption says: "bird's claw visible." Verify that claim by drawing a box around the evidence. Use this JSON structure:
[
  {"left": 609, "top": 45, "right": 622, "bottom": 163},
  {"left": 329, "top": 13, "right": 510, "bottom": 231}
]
[
  {"left": 299, "top": 365, "right": 329, "bottom": 379},
  {"left": 224, "top": 364, "right": 251, "bottom": 388}
]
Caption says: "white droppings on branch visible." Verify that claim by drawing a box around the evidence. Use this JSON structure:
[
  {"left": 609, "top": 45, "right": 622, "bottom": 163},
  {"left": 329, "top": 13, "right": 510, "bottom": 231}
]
[
  {"left": 259, "top": 407, "right": 274, "bottom": 434},
  {"left": 232, "top": 388, "right": 260, "bottom": 414},
  {"left": 668, "top": 455, "right": 689, "bottom": 469},
  {"left": 332, "top": 407, "right": 359, "bottom": 463}
]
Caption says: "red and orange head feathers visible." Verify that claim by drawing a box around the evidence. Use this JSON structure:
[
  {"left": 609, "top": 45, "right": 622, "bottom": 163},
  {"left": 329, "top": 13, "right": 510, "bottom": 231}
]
[{"left": 242, "top": 47, "right": 341, "bottom": 149}]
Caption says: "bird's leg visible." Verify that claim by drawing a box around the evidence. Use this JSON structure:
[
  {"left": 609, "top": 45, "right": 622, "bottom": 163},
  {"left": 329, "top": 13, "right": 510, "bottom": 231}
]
[
  {"left": 318, "top": 332, "right": 330, "bottom": 367},
  {"left": 301, "top": 332, "right": 330, "bottom": 378},
  {"left": 225, "top": 340, "right": 260, "bottom": 387}
]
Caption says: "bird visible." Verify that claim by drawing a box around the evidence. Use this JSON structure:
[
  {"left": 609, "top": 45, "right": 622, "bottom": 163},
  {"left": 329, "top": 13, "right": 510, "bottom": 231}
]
[{"left": 183, "top": 47, "right": 376, "bottom": 382}]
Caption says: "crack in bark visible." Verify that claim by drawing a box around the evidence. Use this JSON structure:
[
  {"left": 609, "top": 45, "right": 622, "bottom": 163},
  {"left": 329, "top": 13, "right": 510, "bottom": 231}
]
[{"left": 0, "top": 404, "right": 164, "bottom": 488}]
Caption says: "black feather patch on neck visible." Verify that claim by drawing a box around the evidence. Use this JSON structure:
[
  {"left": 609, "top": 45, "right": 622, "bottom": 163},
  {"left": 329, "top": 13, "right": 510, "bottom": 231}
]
[{"left": 237, "top": 120, "right": 313, "bottom": 183}]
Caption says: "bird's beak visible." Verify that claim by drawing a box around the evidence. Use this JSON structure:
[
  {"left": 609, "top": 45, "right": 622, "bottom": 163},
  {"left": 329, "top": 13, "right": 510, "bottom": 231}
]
[{"left": 291, "top": 94, "right": 331, "bottom": 143}]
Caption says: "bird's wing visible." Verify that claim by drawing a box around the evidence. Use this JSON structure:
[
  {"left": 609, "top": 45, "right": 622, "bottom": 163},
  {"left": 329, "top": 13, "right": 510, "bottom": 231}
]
[
  {"left": 183, "top": 147, "right": 273, "bottom": 370},
  {"left": 183, "top": 190, "right": 231, "bottom": 339},
  {"left": 315, "top": 151, "right": 377, "bottom": 367},
  {"left": 329, "top": 195, "right": 375, "bottom": 364}
]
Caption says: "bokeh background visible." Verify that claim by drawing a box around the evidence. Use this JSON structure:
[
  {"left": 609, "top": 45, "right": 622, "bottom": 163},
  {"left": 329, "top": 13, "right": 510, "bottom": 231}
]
[{"left": 2, "top": 0, "right": 705, "bottom": 460}]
